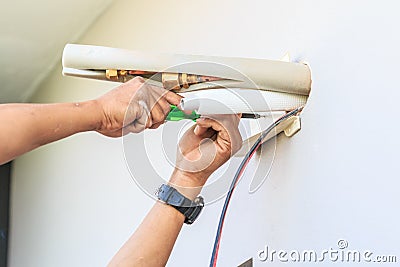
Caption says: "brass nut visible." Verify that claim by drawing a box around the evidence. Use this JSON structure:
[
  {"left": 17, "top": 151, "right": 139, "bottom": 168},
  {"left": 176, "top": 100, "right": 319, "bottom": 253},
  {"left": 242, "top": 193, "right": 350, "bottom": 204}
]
[
  {"left": 106, "top": 69, "right": 118, "bottom": 80},
  {"left": 181, "top": 73, "right": 189, "bottom": 89},
  {"left": 162, "top": 73, "right": 180, "bottom": 90}
]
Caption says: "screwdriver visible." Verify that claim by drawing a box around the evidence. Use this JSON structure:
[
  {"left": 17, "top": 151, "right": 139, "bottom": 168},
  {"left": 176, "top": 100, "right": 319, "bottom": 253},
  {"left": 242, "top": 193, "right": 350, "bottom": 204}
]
[
  {"left": 166, "top": 105, "right": 200, "bottom": 122},
  {"left": 166, "top": 105, "right": 265, "bottom": 122}
]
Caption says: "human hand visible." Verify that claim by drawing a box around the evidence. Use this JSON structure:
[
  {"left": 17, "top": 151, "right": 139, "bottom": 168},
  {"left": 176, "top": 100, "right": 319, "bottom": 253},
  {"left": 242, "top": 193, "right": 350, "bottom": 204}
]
[
  {"left": 95, "top": 77, "right": 182, "bottom": 137},
  {"left": 170, "top": 114, "right": 242, "bottom": 193}
]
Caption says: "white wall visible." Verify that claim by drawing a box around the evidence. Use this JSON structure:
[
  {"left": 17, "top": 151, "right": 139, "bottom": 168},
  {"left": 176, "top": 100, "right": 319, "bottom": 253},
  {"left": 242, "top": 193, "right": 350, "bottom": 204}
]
[{"left": 9, "top": 0, "right": 400, "bottom": 266}]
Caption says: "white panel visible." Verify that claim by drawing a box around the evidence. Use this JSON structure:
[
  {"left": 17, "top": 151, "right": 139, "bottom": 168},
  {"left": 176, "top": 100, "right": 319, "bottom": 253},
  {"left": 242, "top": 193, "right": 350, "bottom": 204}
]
[{"left": 9, "top": 0, "right": 400, "bottom": 267}]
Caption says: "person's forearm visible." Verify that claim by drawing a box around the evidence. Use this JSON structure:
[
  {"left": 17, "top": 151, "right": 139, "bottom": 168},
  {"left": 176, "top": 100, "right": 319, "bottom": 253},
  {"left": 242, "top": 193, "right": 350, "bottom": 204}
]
[
  {"left": 108, "top": 202, "right": 184, "bottom": 266},
  {"left": 108, "top": 171, "right": 206, "bottom": 267},
  {"left": 0, "top": 101, "right": 101, "bottom": 164}
]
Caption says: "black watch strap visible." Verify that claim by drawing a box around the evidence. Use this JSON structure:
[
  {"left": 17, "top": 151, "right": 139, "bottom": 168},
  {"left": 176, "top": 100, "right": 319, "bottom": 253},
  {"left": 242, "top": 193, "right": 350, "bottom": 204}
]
[{"left": 157, "top": 184, "right": 204, "bottom": 224}]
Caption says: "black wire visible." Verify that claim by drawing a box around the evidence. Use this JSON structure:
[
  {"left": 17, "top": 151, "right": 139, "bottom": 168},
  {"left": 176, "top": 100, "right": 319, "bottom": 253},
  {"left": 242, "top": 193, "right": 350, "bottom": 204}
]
[{"left": 209, "top": 107, "right": 303, "bottom": 267}]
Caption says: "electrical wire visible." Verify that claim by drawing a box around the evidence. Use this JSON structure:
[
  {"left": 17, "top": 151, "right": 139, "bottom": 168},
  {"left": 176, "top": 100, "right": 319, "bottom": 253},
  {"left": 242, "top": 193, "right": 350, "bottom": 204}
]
[{"left": 209, "top": 106, "right": 304, "bottom": 267}]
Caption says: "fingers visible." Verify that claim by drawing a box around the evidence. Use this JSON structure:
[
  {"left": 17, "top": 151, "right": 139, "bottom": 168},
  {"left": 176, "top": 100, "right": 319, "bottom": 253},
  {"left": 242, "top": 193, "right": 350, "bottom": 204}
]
[
  {"left": 149, "top": 121, "right": 163, "bottom": 129},
  {"left": 195, "top": 117, "right": 228, "bottom": 141},
  {"left": 194, "top": 125, "right": 217, "bottom": 139},
  {"left": 124, "top": 100, "right": 148, "bottom": 133},
  {"left": 163, "top": 90, "right": 183, "bottom": 106},
  {"left": 147, "top": 84, "right": 182, "bottom": 106},
  {"left": 194, "top": 124, "right": 208, "bottom": 136},
  {"left": 145, "top": 85, "right": 182, "bottom": 128},
  {"left": 97, "top": 77, "right": 182, "bottom": 135},
  {"left": 145, "top": 116, "right": 152, "bottom": 129},
  {"left": 195, "top": 114, "right": 242, "bottom": 155},
  {"left": 150, "top": 100, "right": 169, "bottom": 124},
  {"left": 123, "top": 120, "right": 146, "bottom": 133}
]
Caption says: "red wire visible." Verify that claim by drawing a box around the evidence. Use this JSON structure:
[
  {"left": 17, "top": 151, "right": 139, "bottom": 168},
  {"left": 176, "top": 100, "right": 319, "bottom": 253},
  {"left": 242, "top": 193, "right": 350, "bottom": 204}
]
[
  {"left": 210, "top": 107, "right": 302, "bottom": 267},
  {"left": 212, "top": 142, "right": 262, "bottom": 267}
]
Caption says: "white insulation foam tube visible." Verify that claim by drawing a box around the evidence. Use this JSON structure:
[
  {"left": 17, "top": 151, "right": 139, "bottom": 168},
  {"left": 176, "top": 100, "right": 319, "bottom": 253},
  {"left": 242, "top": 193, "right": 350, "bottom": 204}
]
[
  {"left": 180, "top": 89, "right": 307, "bottom": 114},
  {"left": 62, "top": 44, "right": 312, "bottom": 95}
]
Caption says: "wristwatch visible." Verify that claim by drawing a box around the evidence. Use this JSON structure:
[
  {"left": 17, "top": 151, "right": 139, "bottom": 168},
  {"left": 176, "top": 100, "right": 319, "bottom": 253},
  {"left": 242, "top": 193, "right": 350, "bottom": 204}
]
[{"left": 157, "top": 184, "right": 204, "bottom": 224}]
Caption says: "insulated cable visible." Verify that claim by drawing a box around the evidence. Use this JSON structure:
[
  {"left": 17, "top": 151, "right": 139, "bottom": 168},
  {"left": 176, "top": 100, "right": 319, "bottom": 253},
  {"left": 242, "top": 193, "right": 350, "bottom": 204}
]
[{"left": 209, "top": 106, "right": 304, "bottom": 267}]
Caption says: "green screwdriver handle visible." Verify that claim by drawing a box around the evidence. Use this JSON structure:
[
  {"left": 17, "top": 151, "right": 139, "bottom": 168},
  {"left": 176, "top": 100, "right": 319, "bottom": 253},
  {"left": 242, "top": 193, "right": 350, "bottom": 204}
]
[{"left": 166, "top": 105, "right": 200, "bottom": 122}]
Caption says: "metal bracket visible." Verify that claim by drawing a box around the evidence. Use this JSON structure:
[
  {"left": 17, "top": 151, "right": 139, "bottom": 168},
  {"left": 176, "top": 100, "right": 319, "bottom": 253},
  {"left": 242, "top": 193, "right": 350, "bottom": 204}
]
[
  {"left": 235, "top": 115, "right": 302, "bottom": 157},
  {"left": 283, "top": 116, "right": 301, "bottom": 137},
  {"left": 259, "top": 115, "right": 301, "bottom": 144}
]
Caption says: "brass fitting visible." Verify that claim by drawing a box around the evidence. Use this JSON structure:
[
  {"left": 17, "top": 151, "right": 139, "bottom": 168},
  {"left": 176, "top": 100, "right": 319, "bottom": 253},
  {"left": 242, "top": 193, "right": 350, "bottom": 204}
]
[
  {"left": 105, "top": 69, "right": 130, "bottom": 82},
  {"left": 162, "top": 73, "right": 181, "bottom": 90},
  {"left": 105, "top": 70, "right": 224, "bottom": 88},
  {"left": 162, "top": 72, "right": 222, "bottom": 90},
  {"left": 118, "top": 70, "right": 128, "bottom": 82},
  {"left": 106, "top": 69, "right": 118, "bottom": 81}
]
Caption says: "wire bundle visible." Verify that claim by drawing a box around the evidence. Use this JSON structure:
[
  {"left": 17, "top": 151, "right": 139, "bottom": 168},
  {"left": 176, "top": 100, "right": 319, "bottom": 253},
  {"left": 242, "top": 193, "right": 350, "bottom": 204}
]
[{"left": 209, "top": 107, "right": 303, "bottom": 267}]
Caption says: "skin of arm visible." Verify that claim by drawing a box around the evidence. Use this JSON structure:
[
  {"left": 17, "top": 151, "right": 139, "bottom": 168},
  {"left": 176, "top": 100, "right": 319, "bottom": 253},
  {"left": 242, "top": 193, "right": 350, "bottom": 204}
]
[
  {"left": 108, "top": 114, "right": 242, "bottom": 266},
  {"left": 0, "top": 77, "right": 182, "bottom": 164},
  {"left": 0, "top": 74, "right": 241, "bottom": 266}
]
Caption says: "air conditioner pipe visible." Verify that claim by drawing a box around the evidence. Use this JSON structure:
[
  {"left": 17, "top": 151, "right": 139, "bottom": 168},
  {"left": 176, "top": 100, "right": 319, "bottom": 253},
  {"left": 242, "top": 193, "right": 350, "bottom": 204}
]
[{"left": 62, "top": 44, "right": 311, "bottom": 97}]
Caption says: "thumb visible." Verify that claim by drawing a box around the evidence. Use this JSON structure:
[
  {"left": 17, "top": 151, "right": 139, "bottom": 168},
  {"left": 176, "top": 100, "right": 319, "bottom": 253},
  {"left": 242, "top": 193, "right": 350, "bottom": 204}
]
[
  {"left": 194, "top": 125, "right": 208, "bottom": 136},
  {"left": 194, "top": 117, "right": 217, "bottom": 137}
]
